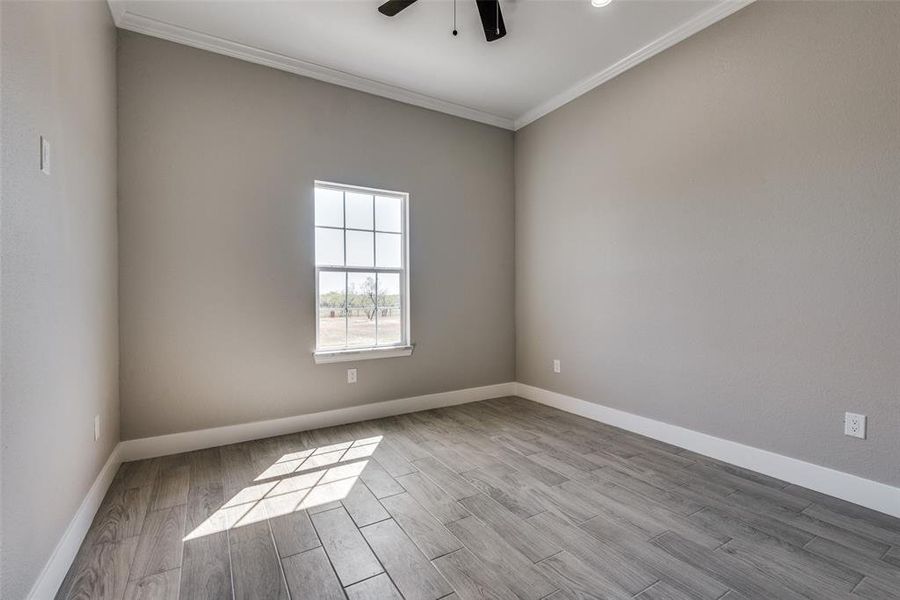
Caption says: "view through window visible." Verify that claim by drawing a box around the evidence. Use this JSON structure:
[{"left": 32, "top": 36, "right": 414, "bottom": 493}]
[{"left": 315, "top": 182, "right": 409, "bottom": 353}]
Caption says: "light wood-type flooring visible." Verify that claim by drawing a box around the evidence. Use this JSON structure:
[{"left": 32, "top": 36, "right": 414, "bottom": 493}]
[{"left": 56, "top": 397, "right": 900, "bottom": 599}]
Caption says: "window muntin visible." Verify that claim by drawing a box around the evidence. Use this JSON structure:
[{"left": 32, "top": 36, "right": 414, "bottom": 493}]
[{"left": 315, "top": 182, "right": 409, "bottom": 353}]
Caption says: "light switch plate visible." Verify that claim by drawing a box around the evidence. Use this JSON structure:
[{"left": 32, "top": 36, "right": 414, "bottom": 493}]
[
  {"left": 553, "top": 359, "right": 561, "bottom": 374},
  {"left": 40, "top": 136, "right": 51, "bottom": 174},
  {"left": 94, "top": 415, "right": 101, "bottom": 441}
]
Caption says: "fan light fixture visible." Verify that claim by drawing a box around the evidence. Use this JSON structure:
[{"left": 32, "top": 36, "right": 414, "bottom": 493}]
[{"left": 591, "top": 0, "right": 613, "bottom": 7}]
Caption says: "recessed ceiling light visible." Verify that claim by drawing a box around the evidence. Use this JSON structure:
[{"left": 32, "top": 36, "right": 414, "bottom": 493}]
[{"left": 591, "top": 0, "right": 613, "bottom": 7}]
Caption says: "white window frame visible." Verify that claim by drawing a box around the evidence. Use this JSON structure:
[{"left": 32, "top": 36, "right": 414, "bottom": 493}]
[{"left": 313, "top": 181, "right": 413, "bottom": 364}]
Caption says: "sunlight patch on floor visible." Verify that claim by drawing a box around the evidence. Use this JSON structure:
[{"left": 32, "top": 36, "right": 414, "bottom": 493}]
[{"left": 184, "top": 436, "right": 381, "bottom": 541}]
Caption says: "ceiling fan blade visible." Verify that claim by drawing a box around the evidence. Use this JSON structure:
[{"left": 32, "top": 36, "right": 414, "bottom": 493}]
[
  {"left": 378, "top": 0, "right": 418, "bottom": 17},
  {"left": 475, "top": 0, "right": 506, "bottom": 42}
]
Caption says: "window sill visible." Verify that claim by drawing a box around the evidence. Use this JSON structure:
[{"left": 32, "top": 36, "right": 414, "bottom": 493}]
[{"left": 313, "top": 344, "right": 415, "bottom": 364}]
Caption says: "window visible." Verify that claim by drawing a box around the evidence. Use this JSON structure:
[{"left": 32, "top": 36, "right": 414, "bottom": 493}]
[{"left": 314, "top": 181, "right": 412, "bottom": 363}]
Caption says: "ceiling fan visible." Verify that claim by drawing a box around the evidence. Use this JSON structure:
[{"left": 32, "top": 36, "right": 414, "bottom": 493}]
[{"left": 378, "top": 0, "right": 507, "bottom": 42}]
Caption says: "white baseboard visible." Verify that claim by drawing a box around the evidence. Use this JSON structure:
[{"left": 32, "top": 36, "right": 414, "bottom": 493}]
[
  {"left": 27, "top": 445, "right": 123, "bottom": 600},
  {"left": 516, "top": 383, "right": 900, "bottom": 519},
  {"left": 119, "top": 382, "right": 517, "bottom": 461}
]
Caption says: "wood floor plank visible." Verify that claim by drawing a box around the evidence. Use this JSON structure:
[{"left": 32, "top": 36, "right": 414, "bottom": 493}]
[
  {"left": 577, "top": 514, "right": 729, "bottom": 600},
  {"left": 118, "top": 459, "right": 161, "bottom": 490},
  {"left": 380, "top": 492, "right": 463, "bottom": 559},
  {"left": 179, "top": 532, "right": 232, "bottom": 600},
  {"left": 150, "top": 465, "right": 191, "bottom": 511},
  {"left": 691, "top": 455, "right": 788, "bottom": 490},
  {"left": 220, "top": 443, "right": 259, "bottom": 498},
  {"left": 281, "top": 547, "right": 345, "bottom": 600},
  {"left": 361, "top": 518, "right": 453, "bottom": 600},
  {"left": 342, "top": 480, "right": 391, "bottom": 527},
  {"left": 358, "top": 457, "right": 405, "bottom": 499},
  {"left": 688, "top": 506, "right": 863, "bottom": 591},
  {"left": 686, "top": 463, "right": 809, "bottom": 513},
  {"left": 58, "top": 537, "right": 139, "bottom": 600},
  {"left": 883, "top": 546, "right": 900, "bottom": 568},
  {"left": 492, "top": 445, "right": 569, "bottom": 486},
  {"left": 229, "top": 520, "right": 289, "bottom": 600},
  {"left": 852, "top": 576, "right": 900, "bottom": 600},
  {"left": 784, "top": 485, "right": 900, "bottom": 536},
  {"left": 527, "top": 449, "right": 599, "bottom": 481},
  {"left": 681, "top": 493, "right": 816, "bottom": 548},
  {"left": 451, "top": 440, "right": 510, "bottom": 471},
  {"left": 537, "top": 550, "right": 632, "bottom": 600},
  {"left": 634, "top": 581, "right": 701, "bottom": 600},
  {"left": 123, "top": 569, "right": 181, "bottom": 600},
  {"left": 413, "top": 456, "right": 479, "bottom": 500},
  {"left": 725, "top": 490, "right": 891, "bottom": 558},
  {"left": 130, "top": 506, "right": 187, "bottom": 581},
  {"left": 458, "top": 493, "right": 560, "bottom": 562},
  {"left": 89, "top": 485, "right": 154, "bottom": 546},
  {"left": 345, "top": 573, "right": 404, "bottom": 600},
  {"left": 527, "top": 510, "right": 658, "bottom": 595},
  {"left": 804, "top": 503, "right": 900, "bottom": 548},
  {"left": 575, "top": 481, "right": 725, "bottom": 550},
  {"left": 461, "top": 463, "right": 547, "bottom": 519},
  {"left": 395, "top": 471, "right": 471, "bottom": 524},
  {"left": 719, "top": 536, "right": 861, "bottom": 599},
  {"left": 269, "top": 508, "right": 321, "bottom": 558},
  {"left": 651, "top": 531, "right": 810, "bottom": 600},
  {"left": 446, "top": 516, "right": 556, "bottom": 600},
  {"left": 803, "top": 536, "right": 900, "bottom": 588},
  {"left": 588, "top": 468, "right": 704, "bottom": 516},
  {"left": 431, "top": 549, "right": 518, "bottom": 600},
  {"left": 374, "top": 441, "right": 419, "bottom": 477},
  {"left": 310, "top": 506, "right": 383, "bottom": 586}
]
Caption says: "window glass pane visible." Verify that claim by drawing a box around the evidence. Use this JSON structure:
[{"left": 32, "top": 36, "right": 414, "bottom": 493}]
[
  {"left": 377, "top": 273, "right": 402, "bottom": 346},
  {"left": 377, "top": 273, "right": 401, "bottom": 307},
  {"left": 347, "top": 273, "right": 376, "bottom": 347},
  {"left": 346, "top": 230, "right": 374, "bottom": 267},
  {"left": 315, "top": 188, "right": 343, "bottom": 227},
  {"left": 375, "top": 233, "right": 402, "bottom": 268},
  {"left": 318, "top": 272, "right": 346, "bottom": 349},
  {"left": 375, "top": 196, "right": 402, "bottom": 233},
  {"left": 346, "top": 192, "right": 374, "bottom": 230},
  {"left": 315, "top": 227, "right": 344, "bottom": 266}
]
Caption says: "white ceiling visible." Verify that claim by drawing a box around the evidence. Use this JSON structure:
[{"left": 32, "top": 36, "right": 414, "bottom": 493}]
[{"left": 109, "top": 0, "right": 752, "bottom": 129}]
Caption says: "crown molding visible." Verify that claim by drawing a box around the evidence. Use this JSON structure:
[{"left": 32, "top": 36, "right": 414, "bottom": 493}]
[
  {"left": 513, "top": 0, "right": 756, "bottom": 129},
  {"left": 108, "top": 1, "right": 753, "bottom": 132},
  {"left": 109, "top": 8, "right": 517, "bottom": 130}
]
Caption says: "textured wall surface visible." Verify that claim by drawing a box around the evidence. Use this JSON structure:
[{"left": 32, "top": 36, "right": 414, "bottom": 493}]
[
  {"left": 118, "top": 32, "right": 515, "bottom": 440},
  {"left": 515, "top": 1, "right": 900, "bottom": 485},
  {"left": 1, "top": 2, "right": 118, "bottom": 598}
]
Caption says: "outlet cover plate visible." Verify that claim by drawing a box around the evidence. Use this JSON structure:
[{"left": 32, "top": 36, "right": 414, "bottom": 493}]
[
  {"left": 844, "top": 412, "right": 866, "bottom": 439},
  {"left": 347, "top": 368, "right": 357, "bottom": 384}
]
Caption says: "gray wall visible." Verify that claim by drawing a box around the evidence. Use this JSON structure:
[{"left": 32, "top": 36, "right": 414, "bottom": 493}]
[
  {"left": 0, "top": 2, "right": 119, "bottom": 598},
  {"left": 515, "top": 0, "right": 900, "bottom": 486},
  {"left": 118, "top": 32, "right": 515, "bottom": 440}
]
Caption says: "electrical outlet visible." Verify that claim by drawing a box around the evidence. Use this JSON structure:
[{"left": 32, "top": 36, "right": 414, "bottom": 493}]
[
  {"left": 40, "top": 136, "right": 51, "bottom": 175},
  {"left": 844, "top": 412, "right": 866, "bottom": 439},
  {"left": 94, "top": 415, "right": 101, "bottom": 441},
  {"left": 553, "top": 359, "right": 561, "bottom": 374},
  {"left": 347, "top": 368, "right": 357, "bottom": 384}
]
